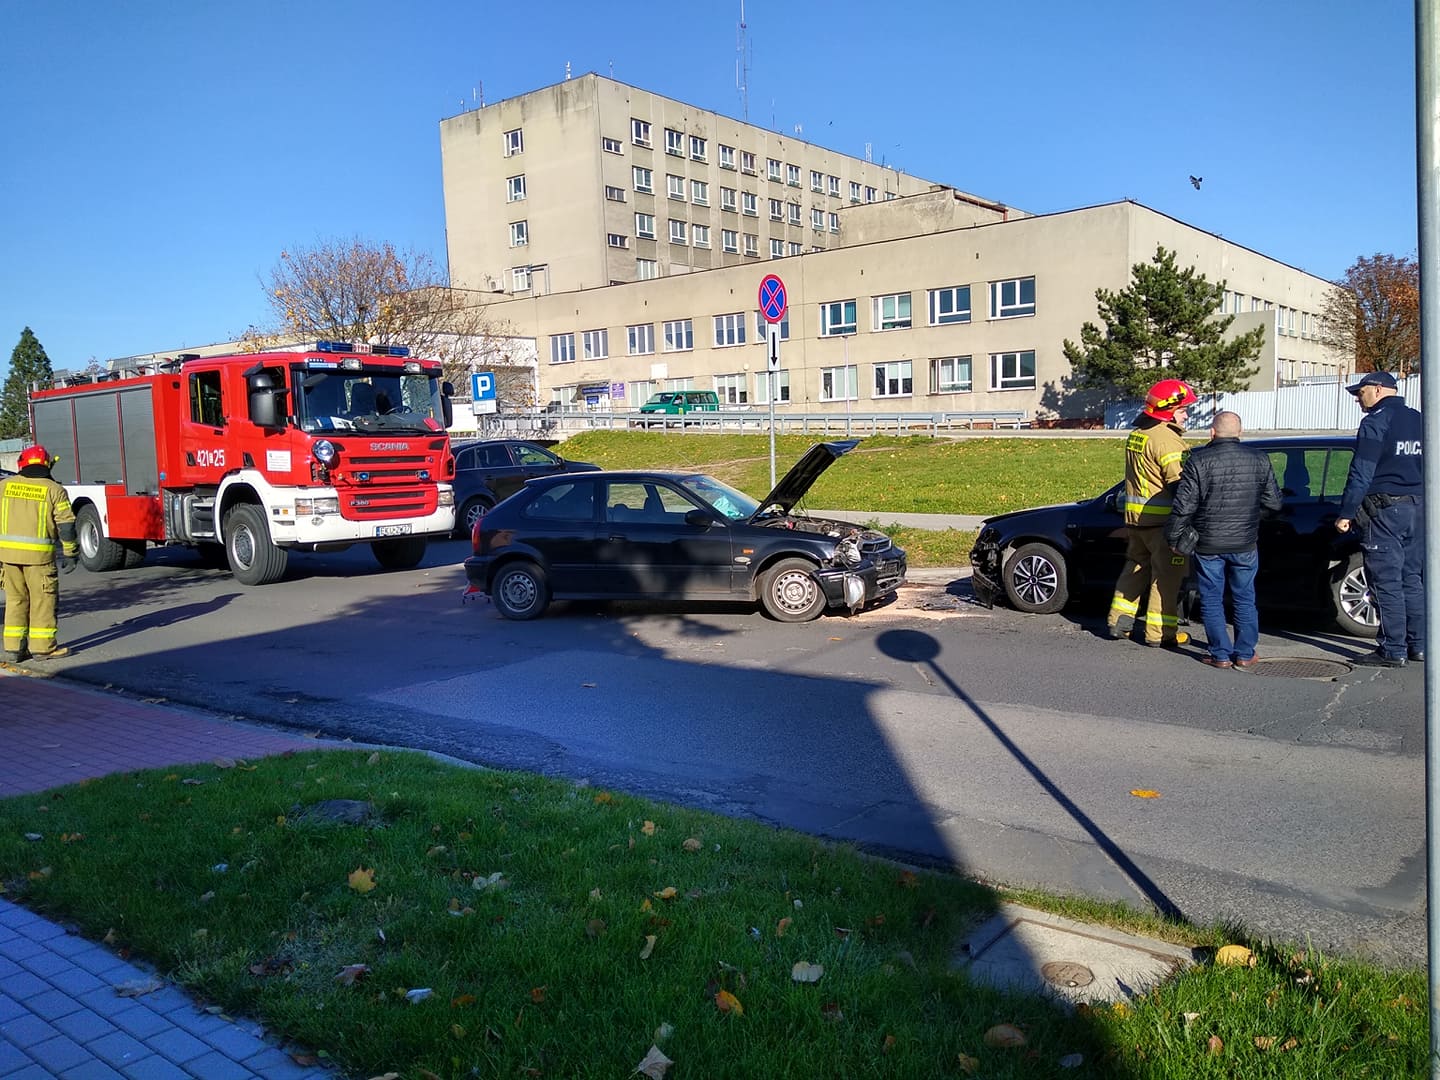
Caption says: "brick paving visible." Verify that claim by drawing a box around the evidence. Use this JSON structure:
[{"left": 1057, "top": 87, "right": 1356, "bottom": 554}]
[{"left": 0, "top": 667, "right": 345, "bottom": 1078}]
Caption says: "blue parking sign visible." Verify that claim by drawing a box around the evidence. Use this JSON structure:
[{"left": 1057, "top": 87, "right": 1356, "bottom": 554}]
[{"left": 471, "top": 372, "right": 497, "bottom": 414}]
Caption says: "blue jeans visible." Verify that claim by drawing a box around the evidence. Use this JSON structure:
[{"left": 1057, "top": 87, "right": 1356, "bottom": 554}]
[
  {"left": 1361, "top": 498, "right": 1425, "bottom": 659},
  {"left": 1192, "top": 549, "right": 1259, "bottom": 662}
]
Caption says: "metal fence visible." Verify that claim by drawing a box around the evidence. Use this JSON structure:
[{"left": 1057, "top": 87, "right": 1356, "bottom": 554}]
[
  {"left": 466, "top": 409, "right": 1030, "bottom": 440},
  {"left": 1103, "top": 375, "right": 1423, "bottom": 431}
]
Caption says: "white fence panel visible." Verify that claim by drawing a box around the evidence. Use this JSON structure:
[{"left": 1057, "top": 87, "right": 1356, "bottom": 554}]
[{"left": 1105, "top": 375, "right": 1421, "bottom": 431}]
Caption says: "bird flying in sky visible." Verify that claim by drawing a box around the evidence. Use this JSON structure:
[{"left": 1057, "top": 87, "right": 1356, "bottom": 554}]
[{"left": 1189, "top": 175, "right": 1203, "bottom": 190}]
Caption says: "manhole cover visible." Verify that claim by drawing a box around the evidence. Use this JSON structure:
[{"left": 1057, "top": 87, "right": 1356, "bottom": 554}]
[
  {"left": 1249, "top": 657, "right": 1352, "bottom": 680},
  {"left": 1040, "top": 961, "right": 1094, "bottom": 988}
]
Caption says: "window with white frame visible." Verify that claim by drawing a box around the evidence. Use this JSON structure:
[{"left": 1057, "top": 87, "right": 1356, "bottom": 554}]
[
  {"left": 721, "top": 228, "right": 739, "bottom": 253},
  {"left": 632, "top": 166, "right": 653, "bottom": 193},
  {"left": 634, "top": 213, "right": 655, "bottom": 239},
  {"left": 713, "top": 312, "right": 747, "bottom": 347},
  {"left": 668, "top": 219, "right": 687, "bottom": 244},
  {"left": 768, "top": 198, "right": 784, "bottom": 221},
  {"left": 787, "top": 241, "right": 802, "bottom": 256},
  {"left": 1231, "top": 291, "right": 1242, "bottom": 314},
  {"left": 989, "top": 277, "right": 1036, "bottom": 319},
  {"left": 884, "top": 191, "right": 895, "bottom": 201},
  {"left": 864, "top": 186, "right": 876, "bottom": 202},
  {"left": 786, "top": 163, "right": 801, "bottom": 186},
  {"left": 667, "top": 174, "right": 685, "bottom": 200},
  {"left": 810, "top": 170, "right": 824, "bottom": 192},
  {"left": 754, "top": 369, "right": 790, "bottom": 404},
  {"left": 1288, "top": 307, "right": 1297, "bottom": 335},
  {"left": 929, "top": 285, "right": 972, "bottom": 324},
  {"left": 665, "top": 378, "right": 695, "bottom": 391},
  {"left": 873, "top": 293, "right": 912, "bottom": 331},
  {"left": 636, "top": 258, "right": 658, "bottom": 280},
  {"left": 713, "top": 372, "right": 748, "bottom": 405},
  {"left": 511, "top": 266, "right": 531, "bottom": 292},
  {"left": 767, "top": 158, "right": 782, "bottom": 181},
  {"left": 990, "top": 349, "right": 1037, "bottom": 390},
  {"left": 604, "top": 185, "right": 626, "bottom": 203},
  {"left": 811, "top": 208, "right": 825, "bottom": 230},
  {"left": 873, "top": 360, "right": 913, "bottom": 397},
  {"left": 787, "top": 202, "right": 801, "bottom": 225},
  {"left": 631, "top": 379, "right": 656, "bottom": 403},
  {"left": 663, "top": 319, "right": 693, "bottom": 351},
  {"left": 690, "top": 179, "right": 708, "bottom": 205},
  {"left": 664, "top": 128, "right": 683, "bottom": 155},
  {"left": 828, "top": 212, "right": 840, "bottom": 233},
  {"left": 582, "top": 329, "right": 609, "bottom": 360},
  {"left": 820, "top": 365, "right": 858, "bottom": 401},
  {"left": 740, "top": 151, "right": 757, "bottom": 174},
  {"left": 741, "top": 192, "right": 758, "bottom": 216},
  {"left": 509, "top": 221, "right": 528, "bottom": 247},
  {"left": 631, "top": 118, "right": 652, "bottom": 147},
  {"left": 719, "top": 144, "right": 736, "bottom": 169},
  {"left": 931, "top": 356, "right": 972, "bottom": 393},
  {"left": 720, "top": 187, "right": 737, "bottom": 211},
  {"left": 506, "top": 174, "right": 526, "bottom": 202},
  {"left": 602, "top": 136, "right": 623, "bottom": 154},
  {"left": 753, "top": 310, "right": 790, "bottom": 340},
  {"left": 503, "top": 128, "right": 523, "bottom": 156},
  {"left": 692, "top": 224, "right": 710, "bottom": 248},
  {"left": 820, "top": 299, "right": 857, "bottom": 336},
  {"left": 627, "top": 323, "right": 655, "bottom": 355},
  {"left": 828, "top": 175, "right": 841, "bottom": 197},
  {"left": 689, "top": 135, "right": 707, "bottom": 161},
  {"left": 769, "top": 239, "right": 785, "bottom": 258},
  {"left": 550, "top": 333, "right": 575, "bottom": 364},
  {"left": 607, "top": 233, "right": 629, "bottom": 249},
  {"left": 743, "top": 233, "right": 759, "bottom": 256},
  {"left": 849, "top": 181, "right": 861, "bottom": 202}
]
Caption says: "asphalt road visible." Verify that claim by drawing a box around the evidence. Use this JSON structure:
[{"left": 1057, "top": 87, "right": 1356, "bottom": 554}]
[{"left": 29, "top": 538, "right": 1427, "bottom": 966}]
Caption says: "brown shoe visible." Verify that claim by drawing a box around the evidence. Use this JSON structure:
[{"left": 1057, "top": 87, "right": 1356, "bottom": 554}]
[
  {"left": 1234, "top": 656, "right": 1258, "bottom": 671},
  {"left": 1199, "top": 656, "right": 1233, "bottom": 668},
  {"left": 30, "top": 646, "right": 70, "bottom": 659}
]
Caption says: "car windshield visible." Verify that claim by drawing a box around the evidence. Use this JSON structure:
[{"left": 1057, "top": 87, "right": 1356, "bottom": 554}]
[{"left": 676, "top": 474, "right": 759, "bottom": 521}]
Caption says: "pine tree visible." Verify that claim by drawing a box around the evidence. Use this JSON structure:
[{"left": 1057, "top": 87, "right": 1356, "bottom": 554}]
[
  {"left": 0, "top": 328, "right": 54, "bottom": 440},
  {"left": 1062, "top": 246, "right": 1264, "bottom": 400}
]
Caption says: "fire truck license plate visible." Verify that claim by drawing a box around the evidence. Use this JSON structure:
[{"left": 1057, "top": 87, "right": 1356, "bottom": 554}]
[{"left": 375, "top": 524, "right": 412, "bottom": 537}]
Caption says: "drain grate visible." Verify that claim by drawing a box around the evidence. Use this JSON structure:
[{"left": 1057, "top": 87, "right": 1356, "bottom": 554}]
[
  {"left": 1040, "top": 961, "right": 1095, "bottom": 988},
  {"left": 1248, "top": 656, "right": 1352, "bottom": 680}
]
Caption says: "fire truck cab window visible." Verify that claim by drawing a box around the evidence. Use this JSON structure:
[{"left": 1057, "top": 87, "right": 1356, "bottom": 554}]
[{"left": 190, "top": 371, "right": 225, "bottom": 427}]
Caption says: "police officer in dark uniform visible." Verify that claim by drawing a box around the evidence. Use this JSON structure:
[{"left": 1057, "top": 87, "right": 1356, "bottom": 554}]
[{"left": 1335, "top": 370, "right": 1424, "bottom": 667}]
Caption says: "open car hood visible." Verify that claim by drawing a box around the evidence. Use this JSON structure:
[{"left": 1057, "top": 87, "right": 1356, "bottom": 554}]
[{"left": 749, "top": 439, "right": 859, "bottom": 519}]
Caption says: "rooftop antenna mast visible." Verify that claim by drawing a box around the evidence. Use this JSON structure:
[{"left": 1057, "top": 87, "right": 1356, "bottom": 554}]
[{"left": 735, "top": 0, "right": 751, "bottom": 121}]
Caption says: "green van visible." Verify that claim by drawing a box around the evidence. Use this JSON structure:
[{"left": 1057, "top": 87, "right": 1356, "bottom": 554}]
[{"left": 638, "top": 390, "right": 721, "bottom": 415}]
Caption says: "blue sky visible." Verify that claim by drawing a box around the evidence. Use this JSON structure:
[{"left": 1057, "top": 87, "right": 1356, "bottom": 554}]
[{"left": 0, "top": 1, "right": 1418, "bottom": 373}]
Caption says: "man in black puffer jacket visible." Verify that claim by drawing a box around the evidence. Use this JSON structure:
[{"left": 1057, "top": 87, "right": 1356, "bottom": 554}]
[{"left": 1165, "top": 412, "right": 1282, "bottom": 669}]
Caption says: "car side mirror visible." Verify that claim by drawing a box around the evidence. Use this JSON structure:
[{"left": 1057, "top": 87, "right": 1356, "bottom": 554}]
[{"left": 685, "top": 508, "right": 717, "bottom": 528}]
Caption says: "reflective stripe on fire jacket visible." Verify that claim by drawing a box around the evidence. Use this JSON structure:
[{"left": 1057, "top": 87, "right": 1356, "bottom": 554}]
[
  {"left": 1122, "top": 424, "right": 1189, "bottom": 525},
  {"left": 0, "top": 476, "right": 77, "bottom": 566}
]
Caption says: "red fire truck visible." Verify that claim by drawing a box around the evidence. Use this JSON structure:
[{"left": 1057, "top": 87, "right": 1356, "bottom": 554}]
[{"left": 29, "top": 341, "right": 457, "bottom": 585}]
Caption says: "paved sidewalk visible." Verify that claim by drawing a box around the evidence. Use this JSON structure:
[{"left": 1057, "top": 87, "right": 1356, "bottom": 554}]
[{"left": 0, "top": 668, "right": 345, "bottom": 1079}]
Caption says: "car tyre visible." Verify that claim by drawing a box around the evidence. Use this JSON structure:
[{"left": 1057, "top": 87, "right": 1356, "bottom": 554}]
[
  {"left": 759, "top": 558, "right": 827, "bottom": 622},
  {"left": 1002, "top": 542, "right": 1069, "bottom": 614},
  {"left": 76, "top": 504, "right": 128, "bottom": 572},
  {"left": 373, "top": 537, "right": 428, "bottom": 570},
  {"left": 456, "top": 497, "right": 492, "bottom": 540},
  {"left": 1332, "top": 553, "right": 1380, "bottom": 639},
  {"left": 493, "top": 561, "right": 549, "bottom": 620}
]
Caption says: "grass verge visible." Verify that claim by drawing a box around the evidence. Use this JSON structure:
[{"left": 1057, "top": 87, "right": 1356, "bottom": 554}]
[{"left": 0, "top": 750, "right": 1424, "bottom": 1079}]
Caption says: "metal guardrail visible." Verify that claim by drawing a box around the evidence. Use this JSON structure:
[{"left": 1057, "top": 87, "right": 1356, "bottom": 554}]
[{"left": 473, "top": 409, "right": 1029, "bottom": 438}]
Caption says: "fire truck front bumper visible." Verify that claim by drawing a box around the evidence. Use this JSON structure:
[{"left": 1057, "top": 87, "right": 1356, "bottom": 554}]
[{"left": 266, "top": 488, "right": 456, "bottom": 548}]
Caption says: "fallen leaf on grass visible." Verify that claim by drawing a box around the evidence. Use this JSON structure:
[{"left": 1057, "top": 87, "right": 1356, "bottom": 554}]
[
  {"left": 28, "top": 867, "right": 52, "bottom": 881},
  {"left": 213, "top": 757, "right": 236, "bottom": 769},
  {"left": 642, "top": 820, "right": 657, "bottom": 836},
  {"left": 426, "top": 845, "right": 447, "bottom": 858},
  {"left": 451, "top": 1023, "right": 466, "bottom": 1038},
  {"left": 366, "top": 752, "right": 381, "bottom": 765},
  {"left": 1216, "top": 944, "right": 1255, "bottom": 967},
  {"left": 897, "top": 870, "right": 917, "bottom": 888},
  {"left": 653, "top": 886, "right": 677, "bottom": 900},
  {"left": 472, "top": 871, "right": 508, "bottom": 892},
  {"left": 821, "top": 1002, "right": 844, "bottom": 1022},
  {"left": 335, "top": 964, "right": 370, "bottom": 986},
  {"left": 1130, "top": 789, "right": 1161, "bottom": 799},
  {"left": 452, "top": 994, "right": 475, "bottom": 1007},
  {"left": 1181, "top": 1011, "right": 1201, "bottom": 1031},
  {"left": 586, "top": 919, "right": 607, "bottom": 938},
  {"left": 654, "top": 1022, "right": 674, "bottom": 1042},
  {"left": 405, "top": 988, "right": 433, "bottom": 1004},
  {"left": 640, "top": 935, "right": 657, "bottom": 960},
  {"left": 1254, "top": 1036, "right": 1277, "bottom": 1050},
  {"left": 882, "top": 1034, "right": 896, "bottom": 1054},
  {"left": 776, "top": 917, "right": 792, "bottom": 937},
  {"left": 984, "top": 1023, "right": 1027, "bottom": 1048},
  {"left": 291, "top": 1053, "right": 320, "bottom": 1066},
  {"left": 1280, "top": 1037, "right": 1298, "bottom": 1051},
  {"left": 594, "top": 791, "right": 614, "bottom": 804},
  {"left": 714, "top": 989, "right": 743, "bottom": 1015},
  {"left": 114, "top": 978, "right": 163, "bottom": 998},
  {"left": 59, "top": 832, "right": 83, "bottom": 843},
  {"left": 348, "top": 867, "right": 377, "bottom": 894},
  {"left": 23, "top": 833, "right": 41, "bottom": 842},
  {"left": 181, "top": 778, "right": 204, "bottom": 786},
  {"left": 956, "top": 1053, "right": 980, "bottom": 1073},
  {"left": 634, "top": 1044, "right": 674, "bottom": 1078},
  {"left": 1207, "top": 1035, "right": 1224, "bottom": 1055},
  {"left": 682, "top": 838, "right": 702, "bottom": 852},
  {"left": 791, "top": 961, "right": 824, "bottom": 983}
]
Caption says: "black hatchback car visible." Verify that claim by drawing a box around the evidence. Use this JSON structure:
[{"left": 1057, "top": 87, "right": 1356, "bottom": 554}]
[
  {"left": 450, "top": 439, "right": 599, "bottom": 537},
  {"left": 464, "top": 440, "right": 906, "bottom": 621},
  {"left": 969, "top": 435, "right": 1378, "bottom": 638}
]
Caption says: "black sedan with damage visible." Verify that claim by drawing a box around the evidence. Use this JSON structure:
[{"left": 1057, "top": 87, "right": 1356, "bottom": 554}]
[{"left": 464, "top": 440, "right": 906, "bottom": 621}]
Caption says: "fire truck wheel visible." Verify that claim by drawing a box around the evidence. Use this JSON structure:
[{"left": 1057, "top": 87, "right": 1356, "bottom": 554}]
[
  {"left": 121, "top": 541, "right": 146, "bottom": 569},
  {"left": 223, "top": 503, "right": 288, "bottom": 586},
  {"left": 373, "top": 537, "right": 428, "bottom": 570},
  {"left": 75, "top": 505, "right": 128, "bottom": 573}
]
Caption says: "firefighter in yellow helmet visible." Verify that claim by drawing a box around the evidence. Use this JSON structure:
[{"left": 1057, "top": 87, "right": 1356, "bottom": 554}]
[
  {"left": 1, "top": 445, "right": 78, "bottom": 661},
  {"left": 1105, "top": 379, "right": 1198, "bottom": 647}
]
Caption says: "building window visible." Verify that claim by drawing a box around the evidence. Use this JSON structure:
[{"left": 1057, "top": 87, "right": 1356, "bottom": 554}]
[
  {"left": 602, "top": 136, "right": 623, "bottom": 154},
  {"left": 849, "top": 181, "right": 861, "bottom": 202},
  {"left": 769, "top": 238, "right": 785, "bottom": 258},
  {"left": 504, "top": 128, "right": 524, "bottom": 156},
  {"left": 607, "top": 233, "right": 629, "bottom": 249},
  {"left": 634, "top": 213, "right": 655, "bottom": 239},
  {"left": 767, "top": 158, "right": 783, "bottom": 181},
  {"left": 769, "top": 198, "right": 784, "bottom": 221},
  {"left": 720, "top": 187, "right": 737, "bottom": 212},
  {"left": 509, "top": 221, "right": 528, "bottom": 247},
  {"left": 511, "top": 266, "right": 531, "bottom": 292},
  {"left": 787, "top": 241, "right": 802, "bottom": 256},
  {"left": 991, "top": 349, "right": 1037, "bottom": 390},
  {"left": 631, "top": 379, "right": 656, "bottom": 404},
  {"left": 689, "top": 135, "right": 707, "bottom": 161},
  {"left": 864, "top": 186, "right": 876, "bottom": 203},
  {"left": 743, "top": 233, "right": 759, "bottom": 257},
  {"left": 582, "top": 329, "right": 609, "bottom": 360},
  {"left": 690, "top": 179, "right": 709, "bottom": 205},
  {"left": 633, "top": 166, "right": 653, "bottom": 193},
  {"left": 873, "top": 293, "right": 912, "bottom": 331},
  {"left": 812, "top": 208, "right": 826, "bottom": 230},
  {"left": 604, "top": 185, "right": 626, "bottom": 203},
  {"left": 754, "top": 369, "right": 790, "bottom": 404},
  {"left": 627, "top": 324, "right": 655, "bottom": 355},
  {"left": 665, "top": 378, "right": 695, "bottom": 391},
  {"left": 742, "top": 192, "right": 758, "bottom": 216},
  {"left": 810, "top": 170, "right": 824, "bottom": 192},
  {"left": 719, "top": 144, "right": 736, "bottom": 169},
  {"left": 786, "top": 164, "right": 801, "bottom": 187},
  {"left": 884, "top": 191, "right": 896, "bottom": 201},
  {"left": 722, "top": 228, "right": 739, "bottom": 253},
  {"left": 931, "top": 356, "right": 973, "bottom": 393},
  {"left": 828, "top": 175, "right": 841, "bottom": 197},
  {"left": 753, "top": 310, "right": 790, "bottom": 340},
  {"left": 929, "top": 286, "right": 972, "bottom": 325},
  {"left": 740, "top": 151, "right": 757, "bottom": 175},
  {"left": 506, "top": 174, "right": 526, "bottom": 202},
  {"left": 667, "top": 174, "right": 686, "bottom": 200},
  {"left": 550, "top": 333, "right": 575, "bottom": 364},
  {"left": 636, "top": 258, "right": 658, "bottom": 280},
  {"left": 820, "top": 365, "right": 858, "bottom": 401},
  {"left": 821, "top": 299, "right": 857, "bottom": 336},
  {"left": 1288, "top": 308, "right": 1297, "bottom": 335},
  {"left": 713, "top": 372, "right": 749, "bottom": 405},
  {"left": 873, "top": 360, "right": 913, "bottom": 398},
  {"left": 787, "top": 202, "right": 801, "bottom": 225},
  {"left": 664, "top": 128, "right": 684, "bottom": 155},
  {"left": 668, "top": 219, "right": 687, "bottom": 244},
  {"left": 631, "top": 118, "right": 652, "bottom": 147},
  {"left": 828, "top": 212, "right": 839, "bottom": 233},
  {"left": 663, "top": 319, "right": 694, "bottom": 352},
  {"left": 692, "top": 224, "right": 710, "bottom": 248},
  {"left": 713, "top": 312, "right": 747, "bottom": 347},
  {"left": 990, "top": 277, "right": 1036, "bottom": 319}
]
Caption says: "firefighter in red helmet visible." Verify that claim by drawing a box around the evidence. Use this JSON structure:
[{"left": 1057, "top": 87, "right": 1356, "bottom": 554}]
[
  {"left": 0, "top": 444, "right": 78, "bottom": 662},
  {"left": 1104, "top": 379, "right": 1198, "bottom": 647}
]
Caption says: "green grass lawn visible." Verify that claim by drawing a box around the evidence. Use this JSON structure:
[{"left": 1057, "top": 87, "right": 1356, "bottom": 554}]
[{"left": 0, "top": 751, "right": 1424, "bottom": 1079}]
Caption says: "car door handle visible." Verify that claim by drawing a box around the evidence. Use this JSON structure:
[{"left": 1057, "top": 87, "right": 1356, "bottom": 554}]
[{"left": 607, "top": 534, "right": 626, "bottom": 542}]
